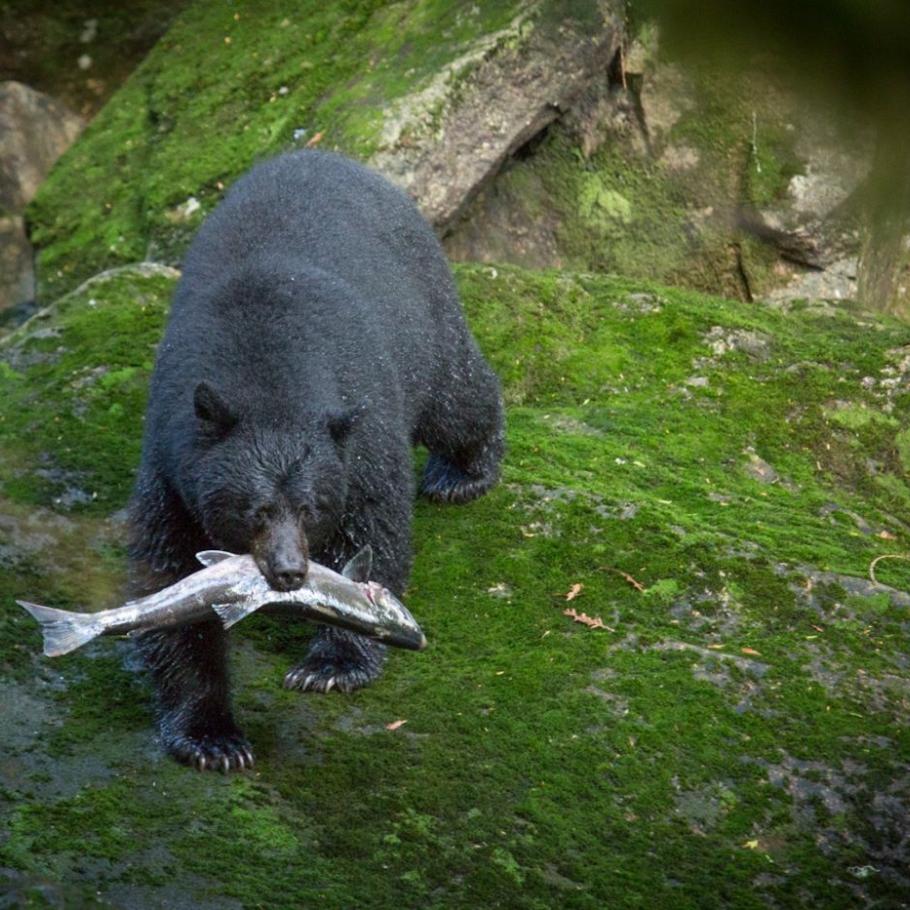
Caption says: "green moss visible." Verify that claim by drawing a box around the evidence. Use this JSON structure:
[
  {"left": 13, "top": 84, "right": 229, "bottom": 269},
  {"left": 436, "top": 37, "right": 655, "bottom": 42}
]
[
  {"left": 643, "top": 578, "right": 681, "bottom": 604},
  {"left": 0, "top": 267, "right": 173, "bottom": 512},
  {"left": 893, "top": 426, "right": 910, "bottom": 472},
  {"left": 2, "top": 264, "right": 910, "bottom": 907},
  {"left": 823, "top": 402, "right": 898, "bottom": 430},
  {"left": 577, "top": 175, "right": 634, "bottom": 230}
]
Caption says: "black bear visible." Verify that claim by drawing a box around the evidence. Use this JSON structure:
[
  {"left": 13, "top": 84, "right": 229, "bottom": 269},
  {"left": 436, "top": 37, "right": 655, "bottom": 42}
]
[{"left": 129, "top": 150, "right": 504, "bottom": 771}]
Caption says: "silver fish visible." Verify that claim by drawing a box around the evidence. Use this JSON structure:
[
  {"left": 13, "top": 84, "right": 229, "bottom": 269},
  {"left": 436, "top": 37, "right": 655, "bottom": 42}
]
[{"left": 17, "top": 545, "right": 426, "bottom": 657}]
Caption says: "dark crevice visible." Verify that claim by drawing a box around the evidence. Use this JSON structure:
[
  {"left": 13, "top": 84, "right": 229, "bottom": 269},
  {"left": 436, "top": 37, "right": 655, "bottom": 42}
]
[
  {"left": 509, "top": 119, "right": 555, "bottom": 164},
  {"left": 737, "top": 207, "right": 825, "bottom": 270},
  {"left": 606, "top": 44, "right": 625, "bottom": 90},
  {"left": 732, "top": 242, "right": 754, "bottom": 302}
]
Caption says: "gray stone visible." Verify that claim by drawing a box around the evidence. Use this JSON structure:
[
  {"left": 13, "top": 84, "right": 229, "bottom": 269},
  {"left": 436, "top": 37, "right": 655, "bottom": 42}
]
[
  {"left": 0, "top": 214, "right": 34, "bottom": 310},
  {"left": 0, "top": 81, "right": 84, "bottom": 212},
  {"left": 369, "top": 3, "right": 623, "bottom": 231}
]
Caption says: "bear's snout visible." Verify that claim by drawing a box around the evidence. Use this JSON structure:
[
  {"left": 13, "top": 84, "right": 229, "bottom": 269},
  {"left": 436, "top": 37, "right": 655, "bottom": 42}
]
[
  {"left": 262, "top": 549, "right": 308, "bottom": 592},
  {"left": 253, "top": 515, "right": 309, "bottom": 592}
]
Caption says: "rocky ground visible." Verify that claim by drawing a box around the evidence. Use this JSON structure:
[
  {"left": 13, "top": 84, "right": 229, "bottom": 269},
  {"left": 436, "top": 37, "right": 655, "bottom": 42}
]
[
  {"left": 1, "top": 1, "right": 909, "bottom": 908},
  {"left": 1, "top": 264, "right": 909, "bottom": 908}
]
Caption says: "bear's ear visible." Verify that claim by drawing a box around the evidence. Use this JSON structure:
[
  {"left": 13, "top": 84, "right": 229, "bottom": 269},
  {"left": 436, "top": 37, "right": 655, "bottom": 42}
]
[
  {"left": 325, "top": 405, "right": 363, "bottom": 450},
  {"left": 194, "top": 381, "right": 237, "bottom": 433}
]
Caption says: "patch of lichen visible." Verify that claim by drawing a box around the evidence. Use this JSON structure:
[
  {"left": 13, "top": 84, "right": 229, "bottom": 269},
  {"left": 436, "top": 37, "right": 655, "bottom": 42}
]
[
  {"left": 27, "top": 0, "right": 533, "bottom": 301},
  {"left": 2, "top": 264, "right": 910, "bottom": 907}
]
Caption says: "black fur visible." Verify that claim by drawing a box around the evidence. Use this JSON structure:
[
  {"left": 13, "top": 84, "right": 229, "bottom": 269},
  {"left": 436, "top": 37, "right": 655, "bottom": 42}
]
[{"left": 128, "top": 151, "right": 504, "bottom": 771}]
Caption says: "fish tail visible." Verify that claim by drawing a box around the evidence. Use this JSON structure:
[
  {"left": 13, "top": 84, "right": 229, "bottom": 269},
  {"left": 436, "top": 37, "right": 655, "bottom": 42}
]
[
  {"left": 15, "top": 600, "right": 104, "bottom": 657},
  {"left": 211, "top": 600, "right": 260, "bottom": 630}
]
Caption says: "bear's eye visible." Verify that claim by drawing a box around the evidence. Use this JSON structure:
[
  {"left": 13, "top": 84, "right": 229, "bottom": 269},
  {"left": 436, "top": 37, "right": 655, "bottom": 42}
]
[{"left": 253, "top": 505, "right": 274, "bottom": 527}]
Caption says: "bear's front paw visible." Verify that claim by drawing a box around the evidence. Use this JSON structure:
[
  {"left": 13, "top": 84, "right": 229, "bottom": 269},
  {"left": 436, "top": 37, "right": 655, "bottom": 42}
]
[
  {"left": 284, "top": 629, "right": 385, "bottom": 694},
  {"left": 163, "top": 725, "right": 254, "bottom": 773}
]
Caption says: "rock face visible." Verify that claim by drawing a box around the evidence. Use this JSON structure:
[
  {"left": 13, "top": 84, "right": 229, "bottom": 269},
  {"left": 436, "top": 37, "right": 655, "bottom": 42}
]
[
  {"left": 369, "top": 2, "right": 622, "bottom": 230},
  {"left": 443, "top": 25, "right": 871, "bottom": 305},
  {"left": 0, "top": 81, "right": 84, "bottom": 313},
  {"left": 23, "top": 3, "right": 879, "bottom": 311},
  {"left": 0, "top": 81, "right": 84, "bottom": 212}
]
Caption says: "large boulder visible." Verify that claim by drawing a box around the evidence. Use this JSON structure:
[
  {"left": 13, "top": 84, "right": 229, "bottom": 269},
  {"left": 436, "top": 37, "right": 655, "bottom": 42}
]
[
  {"left": 0, "top": 81, "right": 84, "bottom": 313},
  {"left": 0, "top": 81, "right": 84, "bottom": 212},
  {"left": 369, "top": 2, "right": 621, "bottom": 229}
]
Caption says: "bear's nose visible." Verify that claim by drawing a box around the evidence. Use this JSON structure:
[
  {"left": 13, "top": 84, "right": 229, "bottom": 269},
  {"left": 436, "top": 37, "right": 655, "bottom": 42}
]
[{"left": 273, "top": 567, "right": 307, "bottom": 591}]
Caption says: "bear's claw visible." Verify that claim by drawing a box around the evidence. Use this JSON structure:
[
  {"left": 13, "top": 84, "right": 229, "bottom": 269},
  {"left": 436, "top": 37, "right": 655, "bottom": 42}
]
[
  {"left": 283, "top": 664, "right": 376, "bottom": 693},
  {"left": 284, "top": 631, "right": 386, "bottom": 694},
  {"left": 165, "top": 730, "right": 254, "bottom": 773}
]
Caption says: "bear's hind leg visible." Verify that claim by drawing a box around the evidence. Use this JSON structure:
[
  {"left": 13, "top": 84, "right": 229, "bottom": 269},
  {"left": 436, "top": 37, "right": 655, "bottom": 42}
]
[
  {"left": 419, "top": 352, "right": 504, "bottom": 504},
  {"left": 138, "top": 621, "right": 253, "bottom": 772}
]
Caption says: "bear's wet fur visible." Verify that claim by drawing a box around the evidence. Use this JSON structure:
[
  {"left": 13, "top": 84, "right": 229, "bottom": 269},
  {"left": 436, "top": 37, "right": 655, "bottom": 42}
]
[{"left": 128, "top": 151, "right": 504, "bottom": 771}]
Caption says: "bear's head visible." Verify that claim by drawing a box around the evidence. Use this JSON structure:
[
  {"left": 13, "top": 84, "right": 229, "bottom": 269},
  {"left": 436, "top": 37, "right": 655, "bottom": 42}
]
[{"left": 189, "top": 381, "right": 358, "bottom": 592}]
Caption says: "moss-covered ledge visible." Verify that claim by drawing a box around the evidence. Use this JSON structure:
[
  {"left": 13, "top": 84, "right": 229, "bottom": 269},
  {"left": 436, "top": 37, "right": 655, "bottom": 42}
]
[{"left": 1, "top": 263, "right": 909, "bottom": 907}]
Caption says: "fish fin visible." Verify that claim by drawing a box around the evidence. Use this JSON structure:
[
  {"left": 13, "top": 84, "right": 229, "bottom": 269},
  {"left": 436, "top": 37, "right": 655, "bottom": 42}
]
[
  {"left": 341, "top": 544, "right": 373, "bottom": 582},
  {"left": 16, "top": 600, "right": 104, "bottom": 657},
  {"left": 211, "top": 600, "right": 259, "bottom": 630},
  {"left": 195, "top": 549, "right": 237, "bottom": 567}
]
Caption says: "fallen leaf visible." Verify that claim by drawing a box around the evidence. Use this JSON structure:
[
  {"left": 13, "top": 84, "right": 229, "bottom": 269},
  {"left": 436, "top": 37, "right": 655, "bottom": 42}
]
[
  {"left": 743, "top": 839, "right": 759, "bottom": 850},
  {"left": 385, "top": 719, "right": 407, "bottom": 731},
  {"left": 605, "top": 567, "right": 646, "bottom": 592},
  {"left": 563, "top": 608, "right": 614, "bottom": 631},
  {"left": 305, "top": 130, "right": 324, "bottom": 147},
  {"left": 878, "top": 530, "right": 897, "bottom": 540},
  {"left": 565, "top": 583, "right": 584, "bottom": 601},
  {"left": 741, "top": 647, "right": 761, "bottom": 656}
]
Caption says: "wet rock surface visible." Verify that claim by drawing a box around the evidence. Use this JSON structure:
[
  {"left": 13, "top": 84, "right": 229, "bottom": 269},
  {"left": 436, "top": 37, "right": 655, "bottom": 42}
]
[
  {"left": 2, "top": 264, "right": 908, "bottom": 907},
  {"left": 2, "top": 2, "right": 909, "bottom": 905}
]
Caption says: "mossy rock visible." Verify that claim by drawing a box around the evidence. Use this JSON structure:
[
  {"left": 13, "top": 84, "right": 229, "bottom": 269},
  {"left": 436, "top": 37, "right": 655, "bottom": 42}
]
[
  {"left": 28, "top": 0, "right": 614, "bottom": 301},
  {"left": 2, "top": 262, "right": 910, "bottom": 907},
  {"left": 444, "top": 30, "right": 864, "bottom": 304}
]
